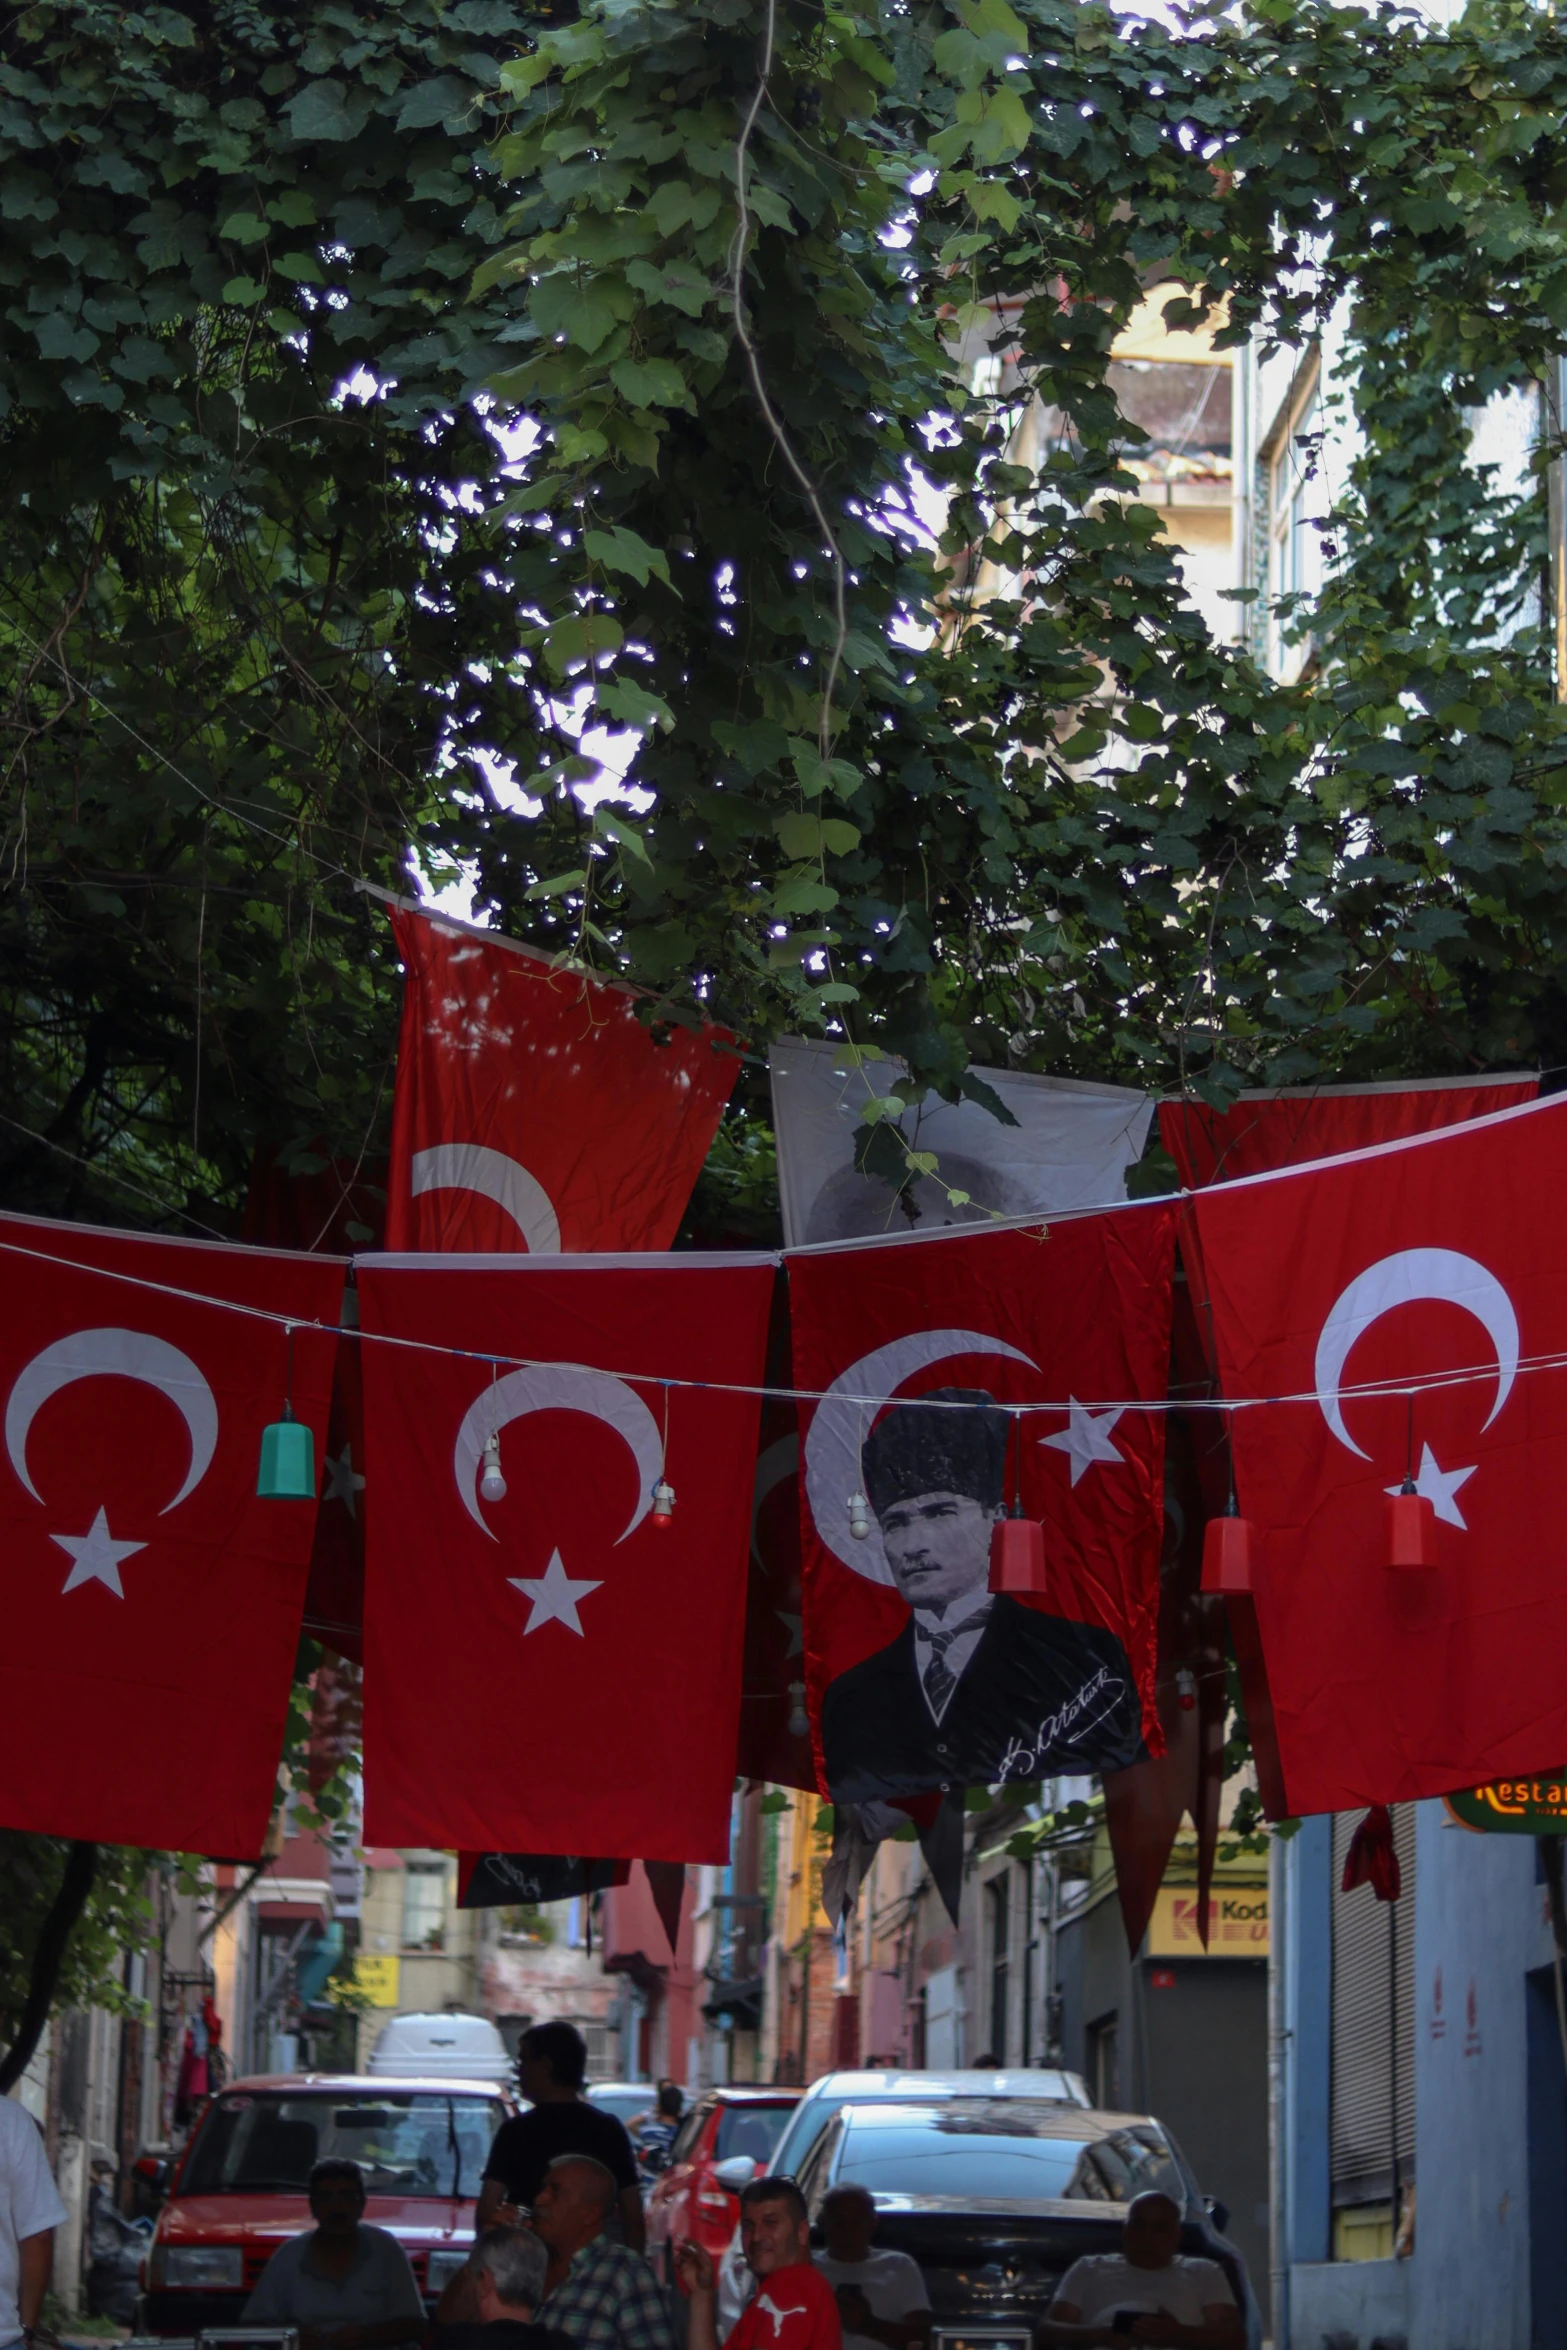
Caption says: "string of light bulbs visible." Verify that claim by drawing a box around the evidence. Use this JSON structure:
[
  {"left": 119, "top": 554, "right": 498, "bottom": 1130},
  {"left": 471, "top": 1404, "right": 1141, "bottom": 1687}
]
[{"left": 0, "top": 1225, "right": 1551, "bottom": 1425}]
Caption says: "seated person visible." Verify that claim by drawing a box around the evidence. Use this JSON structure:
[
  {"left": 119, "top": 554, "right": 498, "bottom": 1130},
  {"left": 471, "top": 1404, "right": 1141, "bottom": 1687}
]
[
  {"left": 1037, "top": 2193, "right": 1242, "bottom": 2350},
  {"left": 242, "top": 2158, "right": 424, "bottom": 2350},
  {"left": 431, "top": 2226, "right": 575, "bottom": 2350},
  {"left": 813, "top": 2185, "right": 932, "bottom": 2350},
  {"left": 677, "top": 2175, "right": 842, "bottom": 2350}
]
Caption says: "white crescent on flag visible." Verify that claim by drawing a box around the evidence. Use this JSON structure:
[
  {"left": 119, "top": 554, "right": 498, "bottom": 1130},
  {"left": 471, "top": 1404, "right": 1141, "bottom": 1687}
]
[
  {"left": 453, "top": 1363, "right": 664, "bottom": 1541},
  {"left": 410, "top": 1142, "right": 562, "bottom": 1254},
  {"left": 5, "top": 1327, "right": 219, "bottom": 1511},
  {"left": 1314, "top": 1246, "right": 1519, "bottom": 1460}
]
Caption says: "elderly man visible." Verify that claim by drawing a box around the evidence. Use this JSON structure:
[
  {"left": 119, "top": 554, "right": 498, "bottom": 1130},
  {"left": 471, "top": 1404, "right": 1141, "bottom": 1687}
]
[
  {"left": 241, "top": 2158, "right": 424, "bottom": 2350},
  {"left": 530, "top": 2155, "right": 675, "bottom": 2350},
  {"left": 677, "top": 2175, "right": 842, "bottom": 2350},
  {"left": 1038, "top": 2192, "right": 1242, "bottom": 2350},
  {"left": 432, "top": 2226, "right": 575, "bottom": 2350},
  {"left": 821, "top": 1391, "right": 1144, "bottom": 1802}
]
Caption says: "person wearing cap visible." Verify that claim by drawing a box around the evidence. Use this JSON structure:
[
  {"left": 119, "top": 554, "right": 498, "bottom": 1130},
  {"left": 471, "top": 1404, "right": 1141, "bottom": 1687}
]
[{"left": 820, "top": 1389, "right": 1144, "bottom": 1803}]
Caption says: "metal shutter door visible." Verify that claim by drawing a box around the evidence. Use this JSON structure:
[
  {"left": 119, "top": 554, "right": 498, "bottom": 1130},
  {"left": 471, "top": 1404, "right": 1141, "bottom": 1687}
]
[{"left": 1330, "top": 1804, "right": 1416, "bottom": 2206}]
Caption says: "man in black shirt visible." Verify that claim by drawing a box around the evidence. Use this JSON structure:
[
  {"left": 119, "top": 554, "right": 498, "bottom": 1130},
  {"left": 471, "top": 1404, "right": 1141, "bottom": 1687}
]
[
  {"left": 432, "top": 2225, "right": 575, "bottom": 2350},
  {"left": 478, "top": 2023, "right": 644, "bottom": 2253}
]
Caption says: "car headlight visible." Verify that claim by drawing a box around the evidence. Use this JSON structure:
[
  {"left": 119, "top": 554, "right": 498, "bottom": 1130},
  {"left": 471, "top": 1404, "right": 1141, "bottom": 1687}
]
[
  {"left": 425, "top": 2250, "right": 470, "bottom": 2294},
  {"left": 159, "top": 2246, "right": 244, "bottom": 2289}
]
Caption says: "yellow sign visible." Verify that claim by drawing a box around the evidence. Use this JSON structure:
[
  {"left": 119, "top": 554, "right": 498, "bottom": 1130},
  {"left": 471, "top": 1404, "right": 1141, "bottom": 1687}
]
[
  {"left": 1148, "top": 1887, "right": 1269, "bottom": 1957},
  {"left": 353, "top": 1954, "right": 401, "bottom": 2008}
]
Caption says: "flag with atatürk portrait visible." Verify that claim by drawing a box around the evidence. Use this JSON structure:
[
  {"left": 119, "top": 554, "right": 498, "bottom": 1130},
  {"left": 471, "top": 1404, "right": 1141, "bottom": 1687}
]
[{"left": 789, "top": 1210, "right": 1176, "bottom": 1805}]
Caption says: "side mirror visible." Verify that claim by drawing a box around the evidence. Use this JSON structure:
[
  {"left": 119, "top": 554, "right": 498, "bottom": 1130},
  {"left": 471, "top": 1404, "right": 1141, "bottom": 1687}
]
[
  {"left": 712, "top": 2156, "right": 759, "bottom": 2192},
  {"left": 1203, "top": 2195, "right": 1231, "bottom": 2235},
  {"left": 133, "top": 2155, "right": 171, "bottom": 2198}
]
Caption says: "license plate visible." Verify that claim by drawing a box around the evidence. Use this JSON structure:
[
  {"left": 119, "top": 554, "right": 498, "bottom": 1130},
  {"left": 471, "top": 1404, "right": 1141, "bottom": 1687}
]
[{"left": 933, "top": 2331, "right": 1031, "bottom": 2350}]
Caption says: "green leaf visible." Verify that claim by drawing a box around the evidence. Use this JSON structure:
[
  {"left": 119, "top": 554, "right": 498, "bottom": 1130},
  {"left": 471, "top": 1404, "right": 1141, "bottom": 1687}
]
[
  {"left": 593, "top": 808, "right": 652, "bottom": 864},
  {"left": 525, "top": 869, "right": 589, "bottom": 899},
  {"left": 218, "top": 211, "right": 270, "bottom": 245},
  {"left": 625, "top": 256, "right": 712, "bottom": 316},
  {"left": 532, "top": 271, "right": 636, "bottom": 354},
  {"left": 285, "top": 79, "right": 361, "bottom": 141},
  {"left": 583, "top": 527, "right": 671, "bottom": 587},
  {"left": 609, "top": 355, "right": 690, "bottom": 409},
  {"left": 598, "top": 677, "right": 676, "bottom": 731},
  {"left": 397, "top": 76, "right": 477, "bottom": 130},
  {"left": 543, "top": 613, "right": 625, "bottom": 675}
]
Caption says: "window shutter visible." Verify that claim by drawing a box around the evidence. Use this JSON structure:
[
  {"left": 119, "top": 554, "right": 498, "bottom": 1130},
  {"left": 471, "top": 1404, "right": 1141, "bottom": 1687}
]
[{"left": 1330, "top": 1805, "right": 1416, "bottom": 2207}]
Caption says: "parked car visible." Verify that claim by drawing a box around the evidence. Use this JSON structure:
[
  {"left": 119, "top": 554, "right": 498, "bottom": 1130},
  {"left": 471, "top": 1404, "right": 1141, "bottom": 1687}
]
[
  {"left": 368, "top": 2013, "right": 512, "bottom": 2082},
  {"left": 645, "top": 2086, "right": 801, "bottom": 2281},
  {"left": 795, "top": 2098, "right": 1261, "bottom": 2350},
  {"left": 585, "top": 2081, "right": 661, "bottom": 2130},
  {"left": 712, "top": 2069, "right": 1089, "bottom": 2333},
  {"left": 137, "top": 2073, "right": 509, "bottom": 2336}
]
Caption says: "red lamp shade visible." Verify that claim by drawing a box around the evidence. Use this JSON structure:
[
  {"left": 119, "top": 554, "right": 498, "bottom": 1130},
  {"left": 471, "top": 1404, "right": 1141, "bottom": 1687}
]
[
  {"left": 1201, "top": 1511, "right": 1253, "bottom": 1594},
  {"left": 989, "top": 1514, "right": 1047, "bottom": 1595},
  {"left": 1387, "top": 1485, "right": 1435, "bottom": 1569}
]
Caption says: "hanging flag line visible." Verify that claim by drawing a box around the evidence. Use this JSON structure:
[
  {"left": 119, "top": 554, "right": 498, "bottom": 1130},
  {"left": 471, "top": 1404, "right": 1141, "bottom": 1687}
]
[{"left": 0, "top": 1226, "right": 1553, "bottom": 1426}]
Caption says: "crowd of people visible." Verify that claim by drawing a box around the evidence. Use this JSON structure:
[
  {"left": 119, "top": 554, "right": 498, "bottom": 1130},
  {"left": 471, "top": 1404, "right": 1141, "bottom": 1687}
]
[{"left": 0, "top": 2018, "right": 1240, "bottom": 2350}]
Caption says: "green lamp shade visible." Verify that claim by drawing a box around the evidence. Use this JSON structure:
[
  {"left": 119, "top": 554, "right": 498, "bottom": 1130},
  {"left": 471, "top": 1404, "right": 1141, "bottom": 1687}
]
[{"left": 258, "top": 1415, "right": 316, "bottom": 1500}]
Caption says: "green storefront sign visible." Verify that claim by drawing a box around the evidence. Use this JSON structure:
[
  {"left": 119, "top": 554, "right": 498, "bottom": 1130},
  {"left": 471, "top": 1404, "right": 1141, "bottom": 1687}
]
[{"left": 1445, "top": 1776, "right": 1567, "bottom": 1833}]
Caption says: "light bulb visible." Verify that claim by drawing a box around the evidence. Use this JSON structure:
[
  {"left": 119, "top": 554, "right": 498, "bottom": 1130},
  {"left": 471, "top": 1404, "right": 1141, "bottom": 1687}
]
[
  {"left": 847, "top": 1488, "right": 871, "bottom": 1540},
  {"left": 651, "top": 1478, "right": 675, "bottom": 1527},
  {"left": 480, "top": 1433, "right": 507, "bottom": 1503},
  {"left": 788, "top": 1681, "right": 809, "bottom": 1740}
]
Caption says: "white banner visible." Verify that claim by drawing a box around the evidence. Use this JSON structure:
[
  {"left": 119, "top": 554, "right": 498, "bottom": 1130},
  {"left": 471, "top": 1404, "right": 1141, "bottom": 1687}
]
[{"left": 770, "top": 1037, "right": 1153, "bottom": 1248}]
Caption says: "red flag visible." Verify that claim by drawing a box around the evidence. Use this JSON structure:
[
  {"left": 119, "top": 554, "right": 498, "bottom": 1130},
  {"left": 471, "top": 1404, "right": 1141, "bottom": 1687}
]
[
  {"left": 359, "top": 1253, "right": 774, "bottom": 1859},
  {"left": 1192, "top": 1091, "right": 1567, "bottom": 1813},
  {"left": 384, "top": 904, "right": 738, "bottom": 1254},
  {"left": 789, "top": 1211, "right": 1175, "bottom": 1804},
  {"left": 302, "top": 1339, "right": 367, "bottom": 1659},
  {"left": 1160, "top": 1074, "right": 1536, "bottom": 1189},
  {"left": 737, "top": 1285, "right": 815, "bottom": 1791},
  {"left": 0, "top": 1213, "right": 342, "bottom": 1853}
]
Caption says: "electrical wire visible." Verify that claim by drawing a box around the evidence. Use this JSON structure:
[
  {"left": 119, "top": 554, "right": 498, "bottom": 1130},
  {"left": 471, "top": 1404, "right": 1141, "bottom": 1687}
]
[{"left": 0, "top": 1221, "right": 1555, "bottom": 1424}]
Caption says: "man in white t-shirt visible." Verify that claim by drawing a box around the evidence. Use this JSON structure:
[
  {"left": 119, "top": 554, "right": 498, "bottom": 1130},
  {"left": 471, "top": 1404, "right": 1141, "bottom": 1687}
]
[
  {"left": 0, "top": 2096, "right": 67, "bottom": 2350},
  {"left": 814, "top": 2186, "right": 932, "bottom": 2350},
  {"left": 1039, "top": 2193, "right": 1241, "bottom": 2350}
]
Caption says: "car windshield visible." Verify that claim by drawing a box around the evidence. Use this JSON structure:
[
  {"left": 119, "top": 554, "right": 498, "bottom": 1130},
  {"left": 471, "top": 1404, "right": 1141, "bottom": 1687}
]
[
  {"left": 836, "top": 2106, "right": 1182, "bottom": 2206},
  {"left": 715, "top": 2104, "right": 794, "bottom": 2165},
  {"left": 587, "top": 2090, "right": 650, "bottom": 2127},
  {"left": 181, "top": 2092, "right": 501, "bottom": 2199}
]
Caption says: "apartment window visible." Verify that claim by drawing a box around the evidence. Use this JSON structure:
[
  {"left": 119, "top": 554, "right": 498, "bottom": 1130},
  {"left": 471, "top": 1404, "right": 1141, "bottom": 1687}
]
[
  {"left": 1267, "top": 379, "right": 1324, "bottom": 679},
  {"left": 401, "top": 1860, "right": 447, "bottom": 1950},
  {"left": 1330, "top": 1806, "right": 1416, "bottom": 2258},
  {"left": 986, "top": 1873, "right": 1011, "bottom": 2065}
]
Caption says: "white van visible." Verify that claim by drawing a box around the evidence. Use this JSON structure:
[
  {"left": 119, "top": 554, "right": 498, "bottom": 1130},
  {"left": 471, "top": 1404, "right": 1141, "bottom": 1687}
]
[{"left": 368, "top": 2011, "right": 513, "bottom": 2083}]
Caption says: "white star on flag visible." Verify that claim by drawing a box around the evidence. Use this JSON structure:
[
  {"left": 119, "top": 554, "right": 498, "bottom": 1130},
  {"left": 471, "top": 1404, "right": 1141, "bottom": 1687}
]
[
  {"left": 52, "top": 1507, "right": 146, "bottom": 1599},
  {"left": 509, "top": 1549, "right": 603, "bottom": 1638},
  {"left": 1386, "top": 1443, "right": 1475, "bottom": 1531},
  {"left": 1041, "top": 1398, "right": 1128, "bottom": 1486},
  {"left": 775, "top": 1609, "right": 804, "bottom": 1659},
  {"left": 324, "top": 1443, "right": 366, "bottom": 1519}
]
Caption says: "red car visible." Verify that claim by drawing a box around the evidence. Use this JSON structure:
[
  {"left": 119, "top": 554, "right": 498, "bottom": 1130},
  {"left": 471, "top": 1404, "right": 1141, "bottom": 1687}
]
[
  {"left": 645, "top": 2087, "right": 801, "bottom": 2283},
  {"left": 138, "top": 2073, "right": 509, "bottom": 2335}
]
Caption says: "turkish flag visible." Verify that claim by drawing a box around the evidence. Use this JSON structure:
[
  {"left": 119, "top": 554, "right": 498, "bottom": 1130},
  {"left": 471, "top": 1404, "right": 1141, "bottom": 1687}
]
[
  {"left": 0, "top": 1212, "right": 343, "bottom": 1853},
  {"left": 736, "top": 1285, "right": 815, "bottom": 1791},
  {"left": 789, "top": 1210, "right": 1176, "bottom": 1804},
  {"left": 1160, "top": 1074, "right": 1537, "bottom": 1189},
  {"left": 1192, "top": 1091, "right": 1567, "bottom": 1812},
  {"left": 302, "top": 1340, "right": 367, "bottom": 1660},
  {"left": 384, "top": 904, "right": 738, "bottom": 1253},
  {"left": 358, "top": 1253, "right": 774, "bottom": 1859}
]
